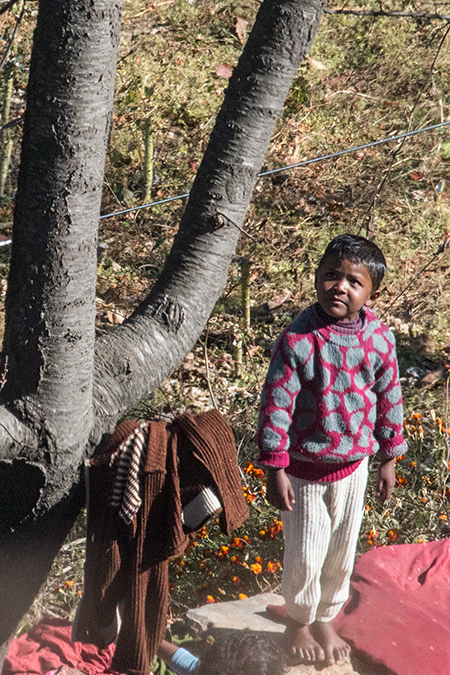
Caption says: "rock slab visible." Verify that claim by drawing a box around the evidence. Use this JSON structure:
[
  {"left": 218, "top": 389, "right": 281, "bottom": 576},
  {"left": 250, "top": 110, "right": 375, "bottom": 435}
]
[{"left": 186, "top": 592, "right": 383, "bottom": 675}]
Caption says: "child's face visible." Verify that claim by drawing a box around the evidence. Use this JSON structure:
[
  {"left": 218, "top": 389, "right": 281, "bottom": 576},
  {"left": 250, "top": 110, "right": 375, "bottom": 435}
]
[{"left": 315, "top": 255, "right": 380, "bottom": 322}]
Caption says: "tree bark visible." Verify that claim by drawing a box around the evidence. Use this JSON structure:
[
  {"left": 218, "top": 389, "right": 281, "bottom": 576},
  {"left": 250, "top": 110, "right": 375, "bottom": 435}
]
[
  {"left": 92, "top": 0, "right": 328, "bottom": 441},
  {"left": 0, "top": 0, "right": 122, "bottom": 644},
  {"left": 0, "top": 0, "right": 327, "bottom": 654}
]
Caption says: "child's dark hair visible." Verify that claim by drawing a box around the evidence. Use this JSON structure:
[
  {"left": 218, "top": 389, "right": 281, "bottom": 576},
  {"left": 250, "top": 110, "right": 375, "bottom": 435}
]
[
  {"left": 197, "top": 630, "right": 288, "bottom": 675},
  {"left": 318, "top": 234, "right": 387, "bottom": 291}
]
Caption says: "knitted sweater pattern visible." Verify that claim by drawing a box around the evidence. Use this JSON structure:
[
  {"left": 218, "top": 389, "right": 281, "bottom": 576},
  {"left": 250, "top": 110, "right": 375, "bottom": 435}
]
[{"left": 258, "top": 304, "right": 407, "bottom": 473}]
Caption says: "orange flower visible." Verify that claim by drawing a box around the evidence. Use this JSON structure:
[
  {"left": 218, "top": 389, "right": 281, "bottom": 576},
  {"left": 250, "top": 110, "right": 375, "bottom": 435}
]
[
  {"left": 266, "top": 560, "right": 281, "bottom": 574},
  {"left": 64, "top": 580, "right": 74, "bottom": 589},
  {"left": 251, "top": 563, "right": 262, "bottom": 575},
  {"left": 230, "top": 555, "right": 240, "bottom": 565},
  {"left": 386, "top": 529, "right": 397, "bottom": 542},
  {"left": 230, "top": 536, "right": 244, "bottom": 548},
  {"left": 206, "top": 595, "right": 215, "bottom": 604},
  {"left": 215, "top": 545, "right": 229, "bottom": 561},
  {"left": 196, "top": 526, "right": 208, "bottom": 539},
  {"left": 243, "top": 486, "right": 256, "bottom": 503},
  {"left": 232, "top": 575, "right": 243, "bottom": 588},
  {"left": 238, "top": 593, "right": 248, "bottom": 600},
  {"left": 396, "top": 473, "right": 407, "bottom": 487}
]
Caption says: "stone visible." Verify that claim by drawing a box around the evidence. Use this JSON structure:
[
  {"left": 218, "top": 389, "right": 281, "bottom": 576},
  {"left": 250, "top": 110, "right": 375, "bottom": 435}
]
[{"left": 186, "top": 592, "right": 386, "bottom": 675}]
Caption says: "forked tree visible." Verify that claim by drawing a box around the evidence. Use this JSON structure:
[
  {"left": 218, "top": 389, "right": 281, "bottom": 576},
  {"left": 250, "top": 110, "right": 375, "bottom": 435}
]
[{"left": 0, "top": 0, "right": 327, "bottom": 660}]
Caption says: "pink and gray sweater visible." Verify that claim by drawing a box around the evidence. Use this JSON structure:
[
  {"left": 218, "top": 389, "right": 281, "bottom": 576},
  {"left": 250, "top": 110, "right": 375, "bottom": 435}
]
[{"left": 258, "top": 303, "right": 407, "bottom": 482}]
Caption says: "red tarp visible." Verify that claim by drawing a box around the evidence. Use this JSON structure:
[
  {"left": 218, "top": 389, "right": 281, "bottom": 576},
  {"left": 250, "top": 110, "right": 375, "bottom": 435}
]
[
  {"left": 2, "top": 617, "right": 118, "bottom": 675},
  {"left": 334, "top": 539, "right": 450, "bottom": 675}
]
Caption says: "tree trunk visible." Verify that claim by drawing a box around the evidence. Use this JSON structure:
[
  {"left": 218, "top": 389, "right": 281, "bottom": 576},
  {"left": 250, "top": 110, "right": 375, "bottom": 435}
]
[
  {"left": 0, "top": 0, "right": 122, "bottom": 645},
  {"left": 0, "top": 0, "right": 327, "bottom": 655}
]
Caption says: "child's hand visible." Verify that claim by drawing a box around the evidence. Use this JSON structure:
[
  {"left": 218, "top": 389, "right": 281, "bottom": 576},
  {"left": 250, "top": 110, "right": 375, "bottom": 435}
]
[
  {"left": 266, "top": 467, "right": 295, "bottom": 511},
  {"left": 376, "top": 459, "right": 395, "bottom": 502}
]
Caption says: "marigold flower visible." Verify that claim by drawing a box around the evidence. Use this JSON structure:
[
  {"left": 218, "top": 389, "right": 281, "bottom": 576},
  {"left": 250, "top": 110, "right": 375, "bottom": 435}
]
[
  {"left": 238, "top": 593, "right": 248, "bottom": 600},
  {"left": 252, "top": 468, "right": 264, "bottom": 479},
  {"left": 254, "top": 555, "right": 263, "bottom": 564},
  {"left": 243, "top": 535, "right": 251, "bottom": 543},
  {"left": 243, "top": 462, "right": 254, "bottom": 474},
  {"left": 206, "top": 595, "right": 215, "bottom": 604},
  {"left": 64, "top": 580, "right": 74, "bottom": 589},
  {"left": 396, "top": 473, "right": 407, "bottom": 487},
  {"left": 243, "top": 486, "right": 256, "bottom": 503},
  {"left": 196, "top": 526, "right": 208, "bottom": 539},
  {"left": 439, "top": 514, "right": 448, "bottom": 520},
  {"left": 232, "top": 575, "right": 243, "bottom": 588},
  {"left": 266, "top": 560, "right": 281, "bottom": 573},
  {"left": 258, "top": 530, "right": 266, "bottom": 539},
  {"left": 216, "top": 546, "right": 229, "bottom": 561},
  {"left": 251, "top": 563, "right": 262, "bottom": 575},
  {"left": 231, "top": 536, "right": 243, "bottom": 548},
  {"left": 230, "top": 555, "right": 240, "bottom": 565},
  {"left": 387, "top": 529, "right": 397, "bottom": 542}
]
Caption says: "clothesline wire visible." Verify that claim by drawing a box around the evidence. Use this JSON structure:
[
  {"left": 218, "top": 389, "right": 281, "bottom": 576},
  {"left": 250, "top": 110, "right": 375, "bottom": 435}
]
[
  {"left": 99, "top": 119, "right": 450, "bottom": 221},
  {"left": 0, "top": 118, "right": 448, "bottom": 250}
]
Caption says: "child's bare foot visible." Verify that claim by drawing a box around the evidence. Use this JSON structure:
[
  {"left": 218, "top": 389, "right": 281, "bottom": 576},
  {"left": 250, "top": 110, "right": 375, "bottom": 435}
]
[
  {"left": 311, "top": 620, "right": 351, "bottom": 666},
  {"left": 283, "top": 620, "right": 325, "bottom": 665}
]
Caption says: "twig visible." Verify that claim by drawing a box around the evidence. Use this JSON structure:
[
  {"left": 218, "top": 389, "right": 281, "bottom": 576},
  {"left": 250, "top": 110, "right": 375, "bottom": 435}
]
[
  {"left": 124, "top": 0, "right": 175, "bottom": 19},
  {"left": 0, "top": 0, "right": 26, "bottom": 73},
  {"left": 0, "top": 0, "right": 20, "bottom": 16},
  {"left": 380, "top": 235, "right": 450, "bottom": 319},
  {"left": 202, "top": 325, "right": 218, "bottom": 410},
  {"left": 325, "top": 8, "right": 450, "bottom": 22},
  {"left": 361, "top": 22, "right": 450, "bottom": 236}
]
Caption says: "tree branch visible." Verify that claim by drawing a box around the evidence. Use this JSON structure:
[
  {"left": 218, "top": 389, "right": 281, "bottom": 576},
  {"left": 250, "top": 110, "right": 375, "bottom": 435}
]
[{"left": 91, "top": 0, "right": 328, "bottom": 441}]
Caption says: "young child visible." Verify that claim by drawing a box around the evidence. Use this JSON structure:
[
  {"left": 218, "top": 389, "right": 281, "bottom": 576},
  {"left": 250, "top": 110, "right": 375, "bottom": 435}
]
[
  {"left": 156, "top": 630, "right": 288, "bottom": 675},
  {"left": 257, "top": 234, "right": 407, "bottom": 667}
]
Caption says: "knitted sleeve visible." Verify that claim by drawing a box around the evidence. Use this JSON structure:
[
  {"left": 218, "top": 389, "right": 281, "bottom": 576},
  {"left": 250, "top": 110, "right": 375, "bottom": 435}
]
[
  {"left": 372, "top": 329, "right": 407, "bottom": 460},
  {"left": 257, "top": 330, "right": 303, "bottom": 467}
]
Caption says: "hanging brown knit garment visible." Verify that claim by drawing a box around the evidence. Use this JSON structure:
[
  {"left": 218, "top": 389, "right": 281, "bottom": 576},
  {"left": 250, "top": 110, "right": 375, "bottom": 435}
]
[{"left": 73, "top": 410, "right": 249, "bottom": 675}]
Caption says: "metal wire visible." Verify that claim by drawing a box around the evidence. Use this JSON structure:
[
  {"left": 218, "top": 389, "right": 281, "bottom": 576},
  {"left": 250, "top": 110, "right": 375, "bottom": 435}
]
[
  {"left": 0, "top": 118, "right": 449, "bottom": 251},
  {"left": 99, "top": 119, "right": 450, "bottom": 220}
]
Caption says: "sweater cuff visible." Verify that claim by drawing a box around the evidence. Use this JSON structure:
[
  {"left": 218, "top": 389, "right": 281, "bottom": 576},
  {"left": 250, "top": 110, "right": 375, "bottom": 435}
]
[
  {"left": 258, "top": 450, "right": 290, "bottom": 468},
  {"left": 377, "top": 439, "right": 408, "bottom": 461}
]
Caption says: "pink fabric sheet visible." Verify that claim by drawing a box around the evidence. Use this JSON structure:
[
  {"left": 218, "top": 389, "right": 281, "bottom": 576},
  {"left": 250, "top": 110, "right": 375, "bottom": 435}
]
[
  {"left": 334, "top": 539, "right": 450, "bottom": 675},
  {"left": 2, "top": 617, "right": 118, "bottom": 675}
]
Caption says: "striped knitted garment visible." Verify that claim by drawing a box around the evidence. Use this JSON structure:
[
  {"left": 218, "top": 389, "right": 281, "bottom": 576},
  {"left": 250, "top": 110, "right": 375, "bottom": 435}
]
[
  {"left": 258, "top": 303, "right": 407, "bottom": 479},
  {"left": 73, "top": 410, "right": 248, "bottom": 675}
]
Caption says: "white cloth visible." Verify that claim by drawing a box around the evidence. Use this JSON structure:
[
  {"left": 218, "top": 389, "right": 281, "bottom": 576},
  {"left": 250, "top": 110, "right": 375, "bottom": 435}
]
[{"left": 282, "top": 458, "right": 368, "bottom": 624}]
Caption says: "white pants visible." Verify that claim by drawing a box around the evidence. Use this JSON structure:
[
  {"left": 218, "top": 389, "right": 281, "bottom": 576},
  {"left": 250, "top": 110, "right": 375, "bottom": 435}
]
[{"left": 281, "top": 458, "right": 368, "bottom": 624}]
